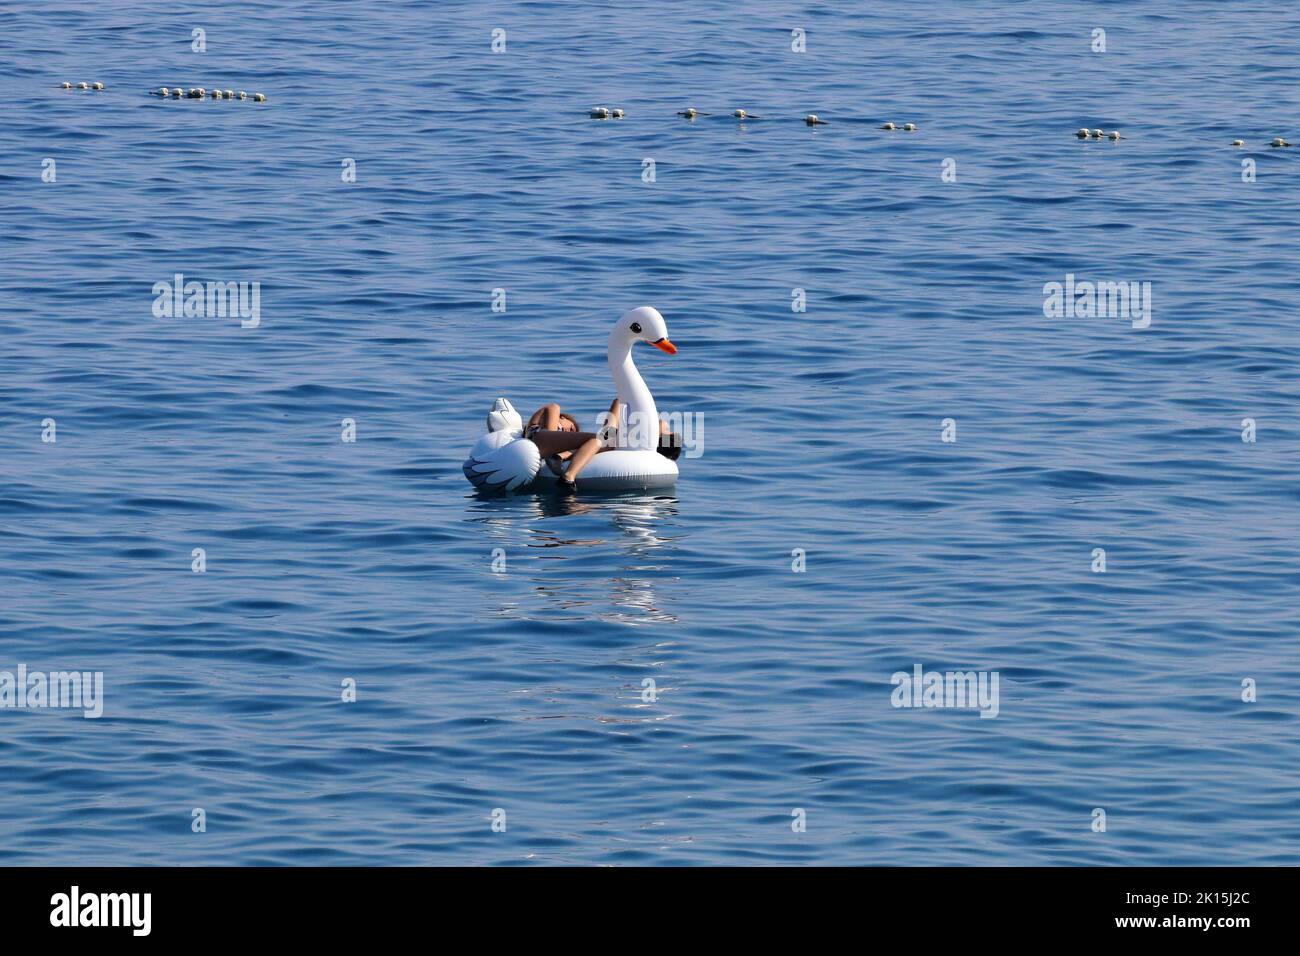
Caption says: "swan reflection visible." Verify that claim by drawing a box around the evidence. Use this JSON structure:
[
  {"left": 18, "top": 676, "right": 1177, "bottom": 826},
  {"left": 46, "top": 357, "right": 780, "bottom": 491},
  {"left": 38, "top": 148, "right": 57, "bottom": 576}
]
[{"left": 467, "top": 492, "right": 680, "bottom": 624}]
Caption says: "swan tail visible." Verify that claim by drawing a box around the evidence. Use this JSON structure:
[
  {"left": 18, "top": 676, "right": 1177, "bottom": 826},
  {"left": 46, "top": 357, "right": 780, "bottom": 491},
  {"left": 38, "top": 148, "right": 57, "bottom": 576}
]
[{"left": 487, "top": 397, "right": 523, "bottom": 434}]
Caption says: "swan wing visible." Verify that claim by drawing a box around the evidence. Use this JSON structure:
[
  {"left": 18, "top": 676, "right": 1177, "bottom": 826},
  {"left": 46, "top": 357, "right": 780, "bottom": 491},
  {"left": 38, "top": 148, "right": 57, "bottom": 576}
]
[{"left": 463, "top": 436, "right": 540, "bottom": 492}]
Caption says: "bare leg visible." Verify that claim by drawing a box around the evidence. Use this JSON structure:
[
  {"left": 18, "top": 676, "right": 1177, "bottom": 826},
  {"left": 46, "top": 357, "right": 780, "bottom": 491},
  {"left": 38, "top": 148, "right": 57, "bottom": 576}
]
[
  {"left": 531, "top": 429, "right": 599, "bottom": 458},
  {"left": 562, "top": 437, "right": 603, "bottom": 482}
]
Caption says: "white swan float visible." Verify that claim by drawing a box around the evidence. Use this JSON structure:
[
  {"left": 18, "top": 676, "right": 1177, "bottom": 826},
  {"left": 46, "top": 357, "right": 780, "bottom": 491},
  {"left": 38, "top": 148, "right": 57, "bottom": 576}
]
[{"left": 463, "top": 307, "right": 680, "bottom": 493}]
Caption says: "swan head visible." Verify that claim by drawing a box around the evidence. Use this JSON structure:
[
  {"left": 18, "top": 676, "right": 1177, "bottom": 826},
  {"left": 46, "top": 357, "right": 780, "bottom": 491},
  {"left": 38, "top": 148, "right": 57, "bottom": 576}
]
[{"left": 612, "top": 306, "right": 676, "bottom": 355}]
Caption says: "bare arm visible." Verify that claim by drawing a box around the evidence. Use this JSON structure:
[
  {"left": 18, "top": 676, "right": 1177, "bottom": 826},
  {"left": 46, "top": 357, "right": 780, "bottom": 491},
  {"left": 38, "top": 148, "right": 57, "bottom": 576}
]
[{"left": 527, "top": 403, "right": 561, "bottom": 432}]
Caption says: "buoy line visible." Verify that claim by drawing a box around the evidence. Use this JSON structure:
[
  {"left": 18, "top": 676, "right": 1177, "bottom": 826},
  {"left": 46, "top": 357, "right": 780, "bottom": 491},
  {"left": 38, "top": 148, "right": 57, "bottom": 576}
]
[
  {"left": 589, "top": 107, "right": 921, "bottom": 128},
  {"left": 145, "top": 87, "right": 266, "bottom": 101}
]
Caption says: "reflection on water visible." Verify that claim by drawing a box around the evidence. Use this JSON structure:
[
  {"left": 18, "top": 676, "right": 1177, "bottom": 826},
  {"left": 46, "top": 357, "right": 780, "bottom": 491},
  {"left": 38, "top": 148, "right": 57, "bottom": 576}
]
[{"left": 468, "top": 491, "right": 681, "bottom": 625}]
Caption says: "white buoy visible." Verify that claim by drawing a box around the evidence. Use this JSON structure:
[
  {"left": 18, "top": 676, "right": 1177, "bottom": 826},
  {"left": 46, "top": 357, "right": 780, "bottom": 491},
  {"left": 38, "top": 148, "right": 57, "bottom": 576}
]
[
  {"left": 60, "top": 81, "right": 72, "bottom": 89},
  {"left": 1231, "top": 139, "right": 1245, "bottom": 147},
  {"left": 903, "top": 122, "right": 917, "bottom": 131},
  {"left": 1108, "top": 130, "right": 1122, "bottom": 140},
  {"left": 805, "top": 114, "right": 827, "bottom": 126},
  {"left": 238, "top": 91, "right": 247, "bottom": 100},
  {"left": 880, "top": 121, "right": 896, "bottom": 130},
  {"left": 213, "top": 89, "right": 224, "bottom": 99},
  {"left": 1091, "top": 128, "right": 1104, "bottom": 138},
  {"left": 224, "top": 89, "right": 234, "bottom": 99},
  {"left": 590, "top": 106, "right": 609, "bottom": 119},
  {"left": 91, "top": 81, "right": 104, "bottom": 90},
  {"left": 678, "top": 107, "right": 698, "bottom": 119},
  {"left": 252, "top": 92, "right": 266, "bottom": 102},
  {"left": 1076, "top": 128, "right": 1090, "bottom": 139},
  {"left": 172, "top": 87, "right": 183, "bottom": 97},
  {"left": 77, "top": 81, "right": 89, "bottom": 90},
  {"left": 734, "top": 109, "right": 759, "bottom": 119},
  {"left": 611, "top": 108, "right": 624, "bottom": 119},
  {"left": 1270, "top": 137, "right": 1291, "bottom": 147}
]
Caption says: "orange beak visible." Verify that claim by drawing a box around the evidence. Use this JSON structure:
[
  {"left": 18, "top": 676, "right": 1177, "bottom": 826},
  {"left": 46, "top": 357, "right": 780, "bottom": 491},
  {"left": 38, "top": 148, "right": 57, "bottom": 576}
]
[{"left": 652, "top": 338, "right": 677, "bottom": 355}]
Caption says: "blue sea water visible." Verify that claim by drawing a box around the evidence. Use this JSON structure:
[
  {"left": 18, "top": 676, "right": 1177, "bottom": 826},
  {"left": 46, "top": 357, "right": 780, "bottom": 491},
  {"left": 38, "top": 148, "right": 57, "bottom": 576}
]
[{"left": 1, "top": 1, "right": 1299, "bottom": 866}]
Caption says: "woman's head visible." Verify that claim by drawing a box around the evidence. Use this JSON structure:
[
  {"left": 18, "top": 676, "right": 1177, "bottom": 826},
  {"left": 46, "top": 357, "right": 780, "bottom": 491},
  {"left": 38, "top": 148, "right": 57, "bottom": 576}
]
[{"left": 556, "top": 412, "right": 580, "bottom": 433}]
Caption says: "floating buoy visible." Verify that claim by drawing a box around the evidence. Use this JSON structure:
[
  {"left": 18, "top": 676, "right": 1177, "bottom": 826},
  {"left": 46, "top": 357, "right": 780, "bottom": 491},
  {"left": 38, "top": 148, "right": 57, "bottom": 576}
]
[
  {"left": 590, "top": 106, "right": 609, "bottom": 119},
  {"left": 1270, "top": 137, "right": 1291, "bottom": 148},
  {"left": 91, "top": 81, "right": 104, "bottom": 90},
  {"left": 77, "top": 81, "right": 89, "bottom": 90},
  {"left": 733, "top": 109, "right": 760, "bottom": 119},
  {"left": 238, "top": 91, "right": 247, "bottom": 100},
  {"left": 60, "top": 81, "right": 72, "bottom": 89},
  {"left": 213, "top": 89, "right": 224, "bottom": 99},
  {"left": 903, "top": 122, "right": 917, "bottom": 131},
  {"left": 1231, "top": 139, "right": 1245, "bottom": 147},
  {"left": 171, "top": 87, "right": 183, "bottom": 97},
  {"left": 1076, "top": 128, "right": 1090, "bottom": 139},
  {"left": 677, "top": 107, "right": 701, "bottom": 119},
  {"left": 805, "top": 114, "right": 827, "bottom": 126},
  {"left": 880, "top": 121, "right": 896, "bottom": 130},
  {"left": 1108, "top": 130, "right": 1122, "bottom": 140},
  {"left": 611, "top": 108, "right": 624, "bottom": 119},
  {"left": 1091, "top": 128, "right": 1104, "bottom": 139},
  {"left": 252, "top": 92, "right": 266, "bottom": 102}
]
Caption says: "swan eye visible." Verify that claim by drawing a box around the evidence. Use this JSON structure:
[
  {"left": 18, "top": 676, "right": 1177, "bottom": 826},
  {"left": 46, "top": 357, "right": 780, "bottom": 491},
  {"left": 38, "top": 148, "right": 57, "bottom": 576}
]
[{"left": 630, "top": 322, "right": 641, "bottom": 333}]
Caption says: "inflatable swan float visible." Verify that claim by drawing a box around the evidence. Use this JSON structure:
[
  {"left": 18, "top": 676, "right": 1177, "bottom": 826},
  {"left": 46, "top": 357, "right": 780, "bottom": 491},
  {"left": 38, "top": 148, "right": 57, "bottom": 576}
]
[{"left": 463, "top": 307, "right": 680, "bottom": 493}]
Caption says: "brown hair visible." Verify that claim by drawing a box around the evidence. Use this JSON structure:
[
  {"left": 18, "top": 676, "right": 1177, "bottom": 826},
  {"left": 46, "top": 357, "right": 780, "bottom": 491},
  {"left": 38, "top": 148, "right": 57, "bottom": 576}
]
[{"left": 558, "top": 412, "right": 580, "bottom": 431}]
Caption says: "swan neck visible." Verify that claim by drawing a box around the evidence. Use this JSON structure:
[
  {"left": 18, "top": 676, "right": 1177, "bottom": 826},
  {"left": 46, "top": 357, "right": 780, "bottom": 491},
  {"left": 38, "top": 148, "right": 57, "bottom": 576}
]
[{"left": 608, "top": 338, "right": 658, "bottom": 450}]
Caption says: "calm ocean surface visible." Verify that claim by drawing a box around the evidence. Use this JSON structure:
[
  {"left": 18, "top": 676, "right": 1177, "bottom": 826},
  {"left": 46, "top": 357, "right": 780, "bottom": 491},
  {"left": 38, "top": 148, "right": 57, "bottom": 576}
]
[{"left": 2, "top": 1, "right": 1298, "bottom": 865}]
